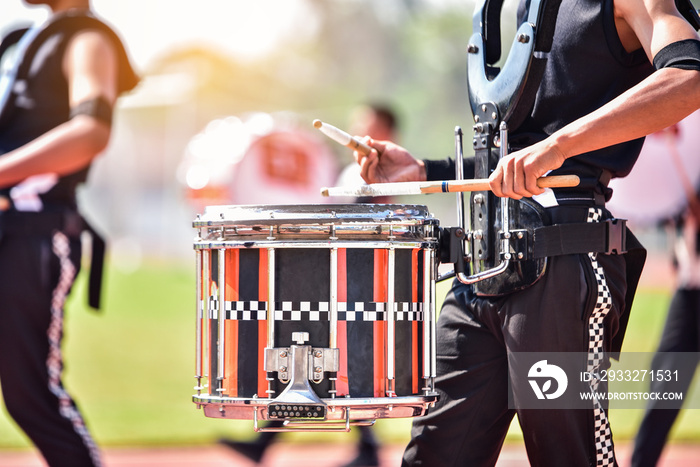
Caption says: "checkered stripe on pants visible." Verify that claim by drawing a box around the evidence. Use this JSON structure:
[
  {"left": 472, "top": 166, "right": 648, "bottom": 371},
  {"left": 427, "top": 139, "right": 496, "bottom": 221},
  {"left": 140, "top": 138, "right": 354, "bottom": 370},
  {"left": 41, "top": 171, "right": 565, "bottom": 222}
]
[
  {"left": 49, "top": 231, "right": 102, "bottom": 466},
  {"left": 586, "top": 208, "right": 614, "bottom": 467}
]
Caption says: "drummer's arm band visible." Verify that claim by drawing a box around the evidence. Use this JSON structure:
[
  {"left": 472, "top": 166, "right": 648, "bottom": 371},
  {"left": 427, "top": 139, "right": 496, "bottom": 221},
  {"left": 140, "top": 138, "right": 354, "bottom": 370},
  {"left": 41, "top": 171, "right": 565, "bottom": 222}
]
[
  {"left": 653, "top": 39, "right": 700, "bottom": 71},
  {"left": 69, "top": 96, "right": 114, "bottom": 126}
]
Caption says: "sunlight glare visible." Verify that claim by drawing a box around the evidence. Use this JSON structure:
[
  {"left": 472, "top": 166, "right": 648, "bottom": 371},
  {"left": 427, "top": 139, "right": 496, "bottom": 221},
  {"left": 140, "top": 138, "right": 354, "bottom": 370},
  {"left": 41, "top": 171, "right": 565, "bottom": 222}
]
[{"left": 94, "top": 0, "right": 318, "bottom": 69}]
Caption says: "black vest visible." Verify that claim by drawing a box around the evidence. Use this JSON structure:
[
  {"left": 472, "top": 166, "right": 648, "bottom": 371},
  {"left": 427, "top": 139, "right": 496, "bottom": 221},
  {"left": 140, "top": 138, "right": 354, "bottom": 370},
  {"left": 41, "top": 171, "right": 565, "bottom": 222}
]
[
  {"left": 512, "top": 0, "right": 654, "bottom": 179},
  {"left": 0, "top": 10, "right": 138, "bottom": 209}
]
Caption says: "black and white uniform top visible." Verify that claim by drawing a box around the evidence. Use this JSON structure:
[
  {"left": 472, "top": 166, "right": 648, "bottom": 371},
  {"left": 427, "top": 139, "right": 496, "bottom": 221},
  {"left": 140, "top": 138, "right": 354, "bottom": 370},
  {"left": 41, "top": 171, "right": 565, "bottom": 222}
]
[{"left": 0, "top": 10, "right": 138, "bottom": 213}]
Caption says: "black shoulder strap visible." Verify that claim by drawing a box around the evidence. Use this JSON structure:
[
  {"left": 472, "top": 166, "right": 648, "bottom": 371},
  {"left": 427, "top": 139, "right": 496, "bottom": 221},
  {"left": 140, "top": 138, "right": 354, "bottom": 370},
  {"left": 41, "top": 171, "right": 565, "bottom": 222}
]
[
  {"left": 467, "top": 0, "right": 562, "bottom": 131},
  {"left": 506, "top": 0, "right": 562, "bottom": 131},
  {"left": 0, "top": 10, "right": 138, "bottom": 126},
  {"left": 0, "top": 27, "right": 29, "bottom": 62}
]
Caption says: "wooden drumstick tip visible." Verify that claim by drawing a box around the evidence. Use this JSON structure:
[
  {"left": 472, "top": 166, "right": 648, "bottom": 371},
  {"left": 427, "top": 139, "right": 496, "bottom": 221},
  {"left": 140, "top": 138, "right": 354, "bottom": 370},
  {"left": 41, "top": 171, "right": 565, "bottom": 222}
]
[{"left": 313, "top": 119, "right": 323, "bottom": 129}]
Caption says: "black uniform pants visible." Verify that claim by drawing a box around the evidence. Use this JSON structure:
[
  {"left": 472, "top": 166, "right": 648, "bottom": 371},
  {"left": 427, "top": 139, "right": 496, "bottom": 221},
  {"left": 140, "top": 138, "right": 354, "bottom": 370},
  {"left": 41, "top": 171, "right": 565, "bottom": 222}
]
[
  {"left": 401, "top": 248, "right": 628, "bottom": 467},
  {"left": 0, "top": 229, "right": 101, "bottom": 466},
  {"left": 631, "top": 288, "right": 700, "bottom": 467}
]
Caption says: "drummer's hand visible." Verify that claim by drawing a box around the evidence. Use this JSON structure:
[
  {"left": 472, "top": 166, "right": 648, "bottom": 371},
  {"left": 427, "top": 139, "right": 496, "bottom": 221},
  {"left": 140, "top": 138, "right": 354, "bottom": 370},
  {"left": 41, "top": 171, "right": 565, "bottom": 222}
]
[
  {"left": 354, "top": 137, "right": 426, "bottom": 184},
  {"left": 489, "top": 139, "right": 567, "bottom": 199}
]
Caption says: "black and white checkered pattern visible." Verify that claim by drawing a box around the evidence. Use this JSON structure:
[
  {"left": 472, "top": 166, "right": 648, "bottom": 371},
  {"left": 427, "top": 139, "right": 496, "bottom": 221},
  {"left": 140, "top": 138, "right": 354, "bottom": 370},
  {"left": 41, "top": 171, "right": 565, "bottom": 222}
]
[
  {"left": 50, "top": 232, "right": 102, "bottom": 466},
  {"left": 585, "top": 208, "right": 615, "bottom": 467},
  {"left": 206, "top": 298, "right": 423, "bottom": 322},
  {"left": 593, "top": 401, "right": 614, "bottom": 466}
]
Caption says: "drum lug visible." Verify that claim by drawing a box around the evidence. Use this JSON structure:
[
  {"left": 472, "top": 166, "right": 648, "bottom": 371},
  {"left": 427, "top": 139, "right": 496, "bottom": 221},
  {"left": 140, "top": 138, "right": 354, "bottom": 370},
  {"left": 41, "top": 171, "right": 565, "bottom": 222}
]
[
  {"left": 311, "top": 347, "right": 340, "bottom": 384},
  {"left": 501, "top": 228, "right": 529, "bottom": 261},
  {"left": 265, "top": 347, "right": 291, "bottom": 383},
  {"left": 265, "top": 345, "right": 339, "bottom": 385}
]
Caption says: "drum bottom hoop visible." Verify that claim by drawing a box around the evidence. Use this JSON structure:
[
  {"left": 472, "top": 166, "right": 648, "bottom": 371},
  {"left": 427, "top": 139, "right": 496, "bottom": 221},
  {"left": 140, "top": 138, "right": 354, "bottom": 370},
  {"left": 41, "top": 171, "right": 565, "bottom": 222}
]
[{"left": 192, "top": 393, "right": 438, "bottom": 421}]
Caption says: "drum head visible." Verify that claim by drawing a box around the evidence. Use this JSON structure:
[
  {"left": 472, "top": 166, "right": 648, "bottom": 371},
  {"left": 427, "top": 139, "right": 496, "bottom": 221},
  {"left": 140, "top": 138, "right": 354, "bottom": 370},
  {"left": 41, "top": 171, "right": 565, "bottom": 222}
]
[
  {"left": 194, "top": 204, "right": 439, "bottom": 245},
  {"left": 197, "top": 203, "right": 433, "bottom": 225}
]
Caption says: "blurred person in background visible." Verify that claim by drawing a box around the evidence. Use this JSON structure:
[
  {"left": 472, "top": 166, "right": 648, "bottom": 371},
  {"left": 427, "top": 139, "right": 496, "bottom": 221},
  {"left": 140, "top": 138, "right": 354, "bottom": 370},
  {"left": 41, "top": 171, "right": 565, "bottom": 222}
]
[
  {"left": 0, "top": 0, "right": 137, "bottom": 465},
  {"left": 348, "top": 103, "right": 398, "bottom": 159},
  {"left": 335, "top": 103, "right": 399, "bottom": 207},
  {"left": 631, "top": 125, "right": 700, "bottom": 467}
]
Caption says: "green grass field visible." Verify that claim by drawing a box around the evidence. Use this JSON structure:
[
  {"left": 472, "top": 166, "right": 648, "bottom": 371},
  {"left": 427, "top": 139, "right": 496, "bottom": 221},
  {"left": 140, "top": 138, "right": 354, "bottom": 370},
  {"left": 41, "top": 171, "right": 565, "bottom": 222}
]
[{"left": 0, "top": 260, "right": 697, "bottom": 450}]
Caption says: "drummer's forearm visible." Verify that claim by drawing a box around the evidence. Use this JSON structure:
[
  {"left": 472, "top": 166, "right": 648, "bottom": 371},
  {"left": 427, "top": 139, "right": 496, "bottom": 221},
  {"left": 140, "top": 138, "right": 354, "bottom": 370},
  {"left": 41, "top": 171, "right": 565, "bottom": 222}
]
[
  {"left": 0, "top": 116, "right": 109, "bottom": 188},
  {"left": 551, "top": 67, "right": 700, "bottom": 161}
]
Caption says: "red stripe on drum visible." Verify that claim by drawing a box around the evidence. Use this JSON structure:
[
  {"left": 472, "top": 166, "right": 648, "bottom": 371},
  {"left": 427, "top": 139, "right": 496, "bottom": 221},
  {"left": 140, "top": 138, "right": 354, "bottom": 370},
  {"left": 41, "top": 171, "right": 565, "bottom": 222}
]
[
  {"left": 412, "top": 321, "right": 419, "bottom": 394},
  {"left": 202, "top": 310, "right": 211, "bottom": 387},
  {"left": 374, "top": 321, "right": 386, "bottom": 398},
  {"left": 337, "top": 321, "right": 349, "bottom": 396},
  {"left": 199, "top": 254, "right": 208, "bottom": 388},
  {"left": 258, "top": 249, "right": 268, "bottom": 398},
  {"left": 337, "top": 248, "right": 350, "bottom": 397},
  {"left": 225, "top": 249, "right": 239, "bottom": 301},
  {"left": 412, "top": 249, "right": 419, "bottom": 394},
  {"left": 257, "top": 320, "right": 267, "bottom": 398},
  {"left": 373, "top": 249, "right": 388, "bottom": 302},
  {"left": 205, "top": 253, "right": 215, "bottom": 387},
  {"left": 205, "top": 310, "right": 212, "bottom": 393},
  {"left": 411, "top": 249, "right": 419, "bottom": 302},
  {"left": 225, "top": 320, "right": 238, "bottom": 397},
  {"left": 373, "top": 249, "right": 388, "bottom": 397},
  {"left": 225, "top": 249, "right": 239, "bottom": 397},
  {"left": 258, "top": 249, "right": 268, "bottom": 304}
]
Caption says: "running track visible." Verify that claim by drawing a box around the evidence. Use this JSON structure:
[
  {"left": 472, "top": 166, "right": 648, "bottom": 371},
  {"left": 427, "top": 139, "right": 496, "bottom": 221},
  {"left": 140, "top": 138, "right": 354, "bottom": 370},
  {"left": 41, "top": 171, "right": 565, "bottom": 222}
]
[{"left": 0, "top": 442, "right": 698, "bottom": 466}]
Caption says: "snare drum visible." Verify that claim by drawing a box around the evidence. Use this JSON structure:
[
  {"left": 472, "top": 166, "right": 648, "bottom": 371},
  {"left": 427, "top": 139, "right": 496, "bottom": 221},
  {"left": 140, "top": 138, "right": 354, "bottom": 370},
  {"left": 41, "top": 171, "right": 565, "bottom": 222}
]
[{"left": 192, "top": 204, "right": 439, "bottom": 428}]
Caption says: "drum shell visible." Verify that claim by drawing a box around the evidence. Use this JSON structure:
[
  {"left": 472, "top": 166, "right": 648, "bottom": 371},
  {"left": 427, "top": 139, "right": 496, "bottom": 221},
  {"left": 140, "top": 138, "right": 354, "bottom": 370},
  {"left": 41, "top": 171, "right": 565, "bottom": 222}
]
[
  {"left": 194, "top": 204, "right": 439, "bottom": 405},
  {"left": 199, "top": 246, "right": 427, "bottom": 399}
]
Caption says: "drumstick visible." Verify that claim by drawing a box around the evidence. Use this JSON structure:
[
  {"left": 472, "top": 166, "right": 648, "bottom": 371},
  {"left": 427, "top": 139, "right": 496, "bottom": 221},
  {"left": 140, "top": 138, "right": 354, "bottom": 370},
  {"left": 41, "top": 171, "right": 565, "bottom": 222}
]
[
  {"left": 313, "top": 119, "right": 372, "bottom": 156},
  {"left": 320, "top": 174, "right": 580, "bottom": 197}
]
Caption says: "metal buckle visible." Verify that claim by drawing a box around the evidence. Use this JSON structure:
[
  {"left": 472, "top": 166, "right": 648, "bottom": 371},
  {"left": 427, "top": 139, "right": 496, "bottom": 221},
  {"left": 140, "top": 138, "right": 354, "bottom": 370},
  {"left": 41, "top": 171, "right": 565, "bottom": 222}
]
[{"left": 605, "top": 218, "right": 627, "bottom": 255}]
